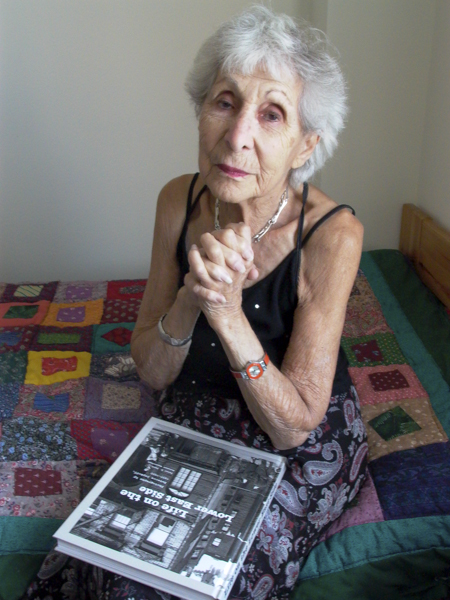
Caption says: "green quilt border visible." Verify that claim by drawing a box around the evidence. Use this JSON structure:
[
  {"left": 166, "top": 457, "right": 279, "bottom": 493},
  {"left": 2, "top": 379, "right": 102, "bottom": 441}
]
[
  {"left": 359, "top": 252, "right": 450, "bottom": 436},
  {"left": 368, "top": 249, "right": 450, "bottom": 386},
  {"left": 0, "top": 516, "right": 62, "bottom": 555},
  {"left": 293, "top": 547, "right": 450, "bottom": 600}
]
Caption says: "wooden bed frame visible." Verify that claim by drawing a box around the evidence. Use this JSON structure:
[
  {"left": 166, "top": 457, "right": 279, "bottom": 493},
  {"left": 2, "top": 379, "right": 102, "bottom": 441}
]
[{"left": 400, "top": 203, "right": 450, "bottom": 310}]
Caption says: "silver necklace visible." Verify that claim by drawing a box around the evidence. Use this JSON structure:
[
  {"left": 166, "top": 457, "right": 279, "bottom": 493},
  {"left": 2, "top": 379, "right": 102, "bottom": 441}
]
[{"left": 214, "top": 187, "right": 289, "bottom": 243}]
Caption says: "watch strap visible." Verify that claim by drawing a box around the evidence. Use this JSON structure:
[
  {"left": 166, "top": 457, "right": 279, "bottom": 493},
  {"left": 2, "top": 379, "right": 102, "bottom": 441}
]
[{"left": 230, "top": 353, "right": 270, "bottom": 380}]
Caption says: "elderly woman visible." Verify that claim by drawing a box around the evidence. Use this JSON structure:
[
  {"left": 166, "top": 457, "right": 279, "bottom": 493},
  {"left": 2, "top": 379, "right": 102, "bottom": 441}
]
[
  {"left": 23, "top": 7, "right": 367, "bottom": 600},
  {"left": 131, "top": 5, "right": 367, "bottom": 598}
]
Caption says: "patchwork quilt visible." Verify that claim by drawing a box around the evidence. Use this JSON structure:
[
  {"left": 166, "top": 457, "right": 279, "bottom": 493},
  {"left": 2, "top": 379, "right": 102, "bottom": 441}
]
[{"left": 0, "top": 250, "right": 449, "bottom": 600}]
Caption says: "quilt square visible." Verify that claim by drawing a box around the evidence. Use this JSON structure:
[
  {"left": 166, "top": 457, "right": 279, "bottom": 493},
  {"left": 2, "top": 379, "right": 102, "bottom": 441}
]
[
  {"left": 319, "top": 472, "right": 384, "bottom": 541},
  {"left": 341, "top": 333, "right": 407, "bottom": 367},
  {"left": 100, "top": 298, "right": 142, "bottom": 324},
  {"left": 368, "top": 406, "right": 422, "bottom": 441},
  {"left": 361, "top": 397, "right": 448, "bottom": 461},
  {"left": 92, "top": 323, "right": 135, "bottom": 354},
  {"left": 0, "top": 383, "right": 20, "bottom": 420},
  {"left": 107, "top": 280, "right": 147, "bottom": 300},
  {"left": 89, "top": 353, "right": 139, "bottom": 382},
  {"left": 349, "top": 364, "right": 428, "bottom": 405},
  {"left": 42, "top": 299, "right": 103, "bottom": 328},
  {"left": 0, "top": 326, "right": 35, "bottom": 354},
  {"left": 0, "top": 418, "right": 77, "bottom": 462},
  {"left": 25, "top": 351, "right": 91, "bottom": 385},
  {"left": 70, "top": 419, "right": 142, "bottom": 462},
  {"left": 0, "top": 351, "right": 27, "bottom": 384},
  {"left": 84, "top": 378, "right": 155, "bottom": 422},
  {"left": 14, "top": 467, "right": 62, "bottom": 496},
  {"left": 1, "top": 282, "right": 57, "bottom": 304},
  {"left": 29, "top": 326, "right": 93, "bottom": 353},
  {"left": 54, "top": 281, "right": 108, "bottom": 303},
  {"left": 369, "top": 442, "right": 450, "bottom": 520},
  {"left": 15, "top": 379, "right": 86, "bottom": 421},
  {"left": 0, "top": 460, "right": 79, "bottom": 518},
  {"left": 0, "top": 301, "right": 50, "bottom": 327}
]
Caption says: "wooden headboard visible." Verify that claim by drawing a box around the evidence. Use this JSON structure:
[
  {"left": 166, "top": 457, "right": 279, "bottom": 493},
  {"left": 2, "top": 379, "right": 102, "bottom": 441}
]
[{"left": 400, "top": 203, "right": 450, "bottom": 310}]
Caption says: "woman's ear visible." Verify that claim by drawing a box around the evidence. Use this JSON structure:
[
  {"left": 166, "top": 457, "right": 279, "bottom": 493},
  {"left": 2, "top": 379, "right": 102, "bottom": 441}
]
[{"left": 292, "top": 133, "right": 320, "bottom": 169}]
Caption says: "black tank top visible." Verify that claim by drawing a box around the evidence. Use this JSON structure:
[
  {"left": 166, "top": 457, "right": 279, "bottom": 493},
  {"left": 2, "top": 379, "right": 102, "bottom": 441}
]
[{"left": 174, "top": 174, "right": 353, "bottom": 397}]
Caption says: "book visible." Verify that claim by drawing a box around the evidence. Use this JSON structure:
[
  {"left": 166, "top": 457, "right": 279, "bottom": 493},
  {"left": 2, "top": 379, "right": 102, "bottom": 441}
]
[{"left": 55, "top": 417, "right": 286, "bottom": 600}]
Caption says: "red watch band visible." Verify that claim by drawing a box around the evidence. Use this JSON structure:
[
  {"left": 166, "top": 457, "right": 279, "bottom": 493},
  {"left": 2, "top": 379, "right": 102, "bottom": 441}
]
[{"left": 230, "top": 353, "right": 270, "bottom": 380}]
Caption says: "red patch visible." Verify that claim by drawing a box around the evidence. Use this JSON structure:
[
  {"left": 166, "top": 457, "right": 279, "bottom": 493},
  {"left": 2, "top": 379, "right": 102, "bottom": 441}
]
[
  {"left": 41, "top": 356, "right": 78, "bottom": 376},
  {"left": 14, "top": 467, "right": 62, "bottom": 496}
]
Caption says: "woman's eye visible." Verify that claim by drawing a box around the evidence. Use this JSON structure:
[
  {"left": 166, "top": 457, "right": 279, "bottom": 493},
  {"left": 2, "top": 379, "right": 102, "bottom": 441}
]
[
  {"left": 217, "top": 99, "right": 233, "bottom": 110},
  {"left": 264, "top": 110, "right": 282, "bottom": 123}
]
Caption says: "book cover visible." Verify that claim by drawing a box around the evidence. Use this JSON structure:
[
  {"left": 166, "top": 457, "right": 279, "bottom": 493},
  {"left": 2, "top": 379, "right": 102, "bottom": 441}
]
[{"left": 55, "top": 418, "right": 286, "bottom": 600}]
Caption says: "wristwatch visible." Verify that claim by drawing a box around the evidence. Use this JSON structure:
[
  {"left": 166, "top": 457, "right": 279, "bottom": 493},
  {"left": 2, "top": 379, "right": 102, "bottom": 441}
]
[{"left": 230, "top": 353, "right": 270, "bottom": 380}]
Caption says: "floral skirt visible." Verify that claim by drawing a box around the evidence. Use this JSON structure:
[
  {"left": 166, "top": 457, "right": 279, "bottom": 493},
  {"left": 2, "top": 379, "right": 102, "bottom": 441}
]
[{"left": 22, "top": 385, "right": 367, "bottom": 600}]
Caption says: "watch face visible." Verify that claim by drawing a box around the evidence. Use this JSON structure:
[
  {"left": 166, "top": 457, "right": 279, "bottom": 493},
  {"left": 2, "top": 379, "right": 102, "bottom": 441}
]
[{"left": 247, "top": 363, "right": 263, "bottom": 379}]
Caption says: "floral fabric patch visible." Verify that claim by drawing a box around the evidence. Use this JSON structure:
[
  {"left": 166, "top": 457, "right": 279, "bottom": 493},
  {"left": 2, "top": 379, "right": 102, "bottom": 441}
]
[
  {"left": 70, "top": 419, "right": 142, "bottom": 461},
  {"left": 41, "top": 356, "right": 78, "bottom": 376},
  {"left": 0, "top": 301, "right": 50, "bottom": 327},
  {"left": 15, "top": 379, "right": 86, "bottom": 421},
  {"left": 100, "top": 299, "right": 142, "bottom": 324},
  {"left": 349, "top": 364, "right": 427, "bottom": 405},
  {"left": 341, "top": 333, "right": 407, "bottom": 367},
  {"left": 344, "top": 276, "right": 392, "bottom": 338},
  {"left": 0, "top": 418, "right": 77, "bottom": 462},
  {"left": 361, "top": 397, "right": 448, "bottom": 461},
  {"left": 0, "top": 351, "right": 27, "bottom": 385},
  {"left": 92, "top": 323, "right": 134, "bottom": 354},
  {"left": 25, "top": 351, "right": 91, "bottom": 385},
  {"left": 42, "top": 300, "right": 103, "bottom": 328},
  {"left": 319, "top": 472, "right": 384, "bottom": 541},
  {"left": 1, "top": 282, "right": 57, "bottom": 304},
  {"left": 0, "top": 460, "right": 79, "bottom": 518},
  {"left": 89, "top": 353, "right": 139, "bottom": 382},
  {"left": 106, "top": 280, "right": 146, "bottom": 300},
  {"left": 0, "top": 383, "right": 20, "bottom": 420},
  {"left": 54, "top": 282, "right": 107, "bottom": 304},
  {"left": 84, "top": 378, "right": 154, "bottom": 422},
  {"left": 0, "top": 326, "right": 35, "bottom": 354}
]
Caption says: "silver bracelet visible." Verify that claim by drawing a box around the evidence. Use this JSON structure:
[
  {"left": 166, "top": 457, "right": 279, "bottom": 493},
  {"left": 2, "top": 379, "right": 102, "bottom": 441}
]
[{"left": 157, "top": 313, "right": 193, "bottom": 347}]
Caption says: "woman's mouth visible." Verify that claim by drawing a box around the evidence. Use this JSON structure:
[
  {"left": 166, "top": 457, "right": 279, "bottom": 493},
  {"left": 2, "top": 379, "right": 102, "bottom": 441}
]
[{"left": 217, "top": 164, "right": 249, "bottom": 178}]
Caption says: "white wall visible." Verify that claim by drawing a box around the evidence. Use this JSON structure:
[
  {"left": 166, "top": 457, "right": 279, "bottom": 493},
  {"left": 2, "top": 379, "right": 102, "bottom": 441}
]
[
  {"left": 317, "top": 0, "right": 436, "bottom": 251},
  {"left": 0, "top": 1, "right": 444, "bottom": 281},
  {"left": 0, "top": 0, "right": 301, "bottom": 283},
  {"left": 418, "top": 0, "right": 450, "bottom": 231}
]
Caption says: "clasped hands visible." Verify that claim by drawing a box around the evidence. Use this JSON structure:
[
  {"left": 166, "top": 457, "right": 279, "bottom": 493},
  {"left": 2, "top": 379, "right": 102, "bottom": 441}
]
[{"left": 184, "top": 223, "right": 258, "bottom": 315}]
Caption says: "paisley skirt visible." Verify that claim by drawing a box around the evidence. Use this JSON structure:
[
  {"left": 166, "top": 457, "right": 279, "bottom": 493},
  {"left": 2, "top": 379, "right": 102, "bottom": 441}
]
[{"left": 22, "top": 385, "right": 367, "bottom": 600}]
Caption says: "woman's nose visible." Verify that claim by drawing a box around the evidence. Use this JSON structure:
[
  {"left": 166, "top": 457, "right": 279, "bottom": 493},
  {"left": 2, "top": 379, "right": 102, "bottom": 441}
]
[{"left": 224, "top": 110, "right": 255, "bottom": 151}]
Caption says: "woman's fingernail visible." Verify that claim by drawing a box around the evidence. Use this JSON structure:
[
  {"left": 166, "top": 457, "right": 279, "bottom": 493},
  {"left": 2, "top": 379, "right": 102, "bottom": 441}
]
[
  {"left": 242, "top": 248, "right": 253, "bottom": 260},
  {"left": 221, "top": 273, "right": 233, "bottom": 284},
  {"left": 191, "top": 244, "right": 198, "bottom": 251}
]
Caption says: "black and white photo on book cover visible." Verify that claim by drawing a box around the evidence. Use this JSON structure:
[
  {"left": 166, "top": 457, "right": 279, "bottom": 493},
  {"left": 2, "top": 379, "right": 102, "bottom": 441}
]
[{"left": 55, "top": 418, "right": 286, "bottom": 600}]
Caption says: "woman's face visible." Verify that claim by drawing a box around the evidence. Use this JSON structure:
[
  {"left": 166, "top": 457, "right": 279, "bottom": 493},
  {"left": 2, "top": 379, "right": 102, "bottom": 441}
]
[{"left": 198, "top": 67, "right": 317, "bottom": 204}]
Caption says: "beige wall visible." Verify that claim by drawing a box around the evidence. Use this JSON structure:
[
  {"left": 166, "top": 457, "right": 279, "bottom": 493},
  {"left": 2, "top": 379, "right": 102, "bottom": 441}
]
[
  {"left": 0, "top": 0, "right": 301, "bottom": 282},
  {"left": 317, "top": 0, "right": 436, "bottom": 251},
  {"left": 418, "top": 0, "right": 450, "bottom": 231},
  {"left": 0, "top": 0, "right": 445, "bottom": 281}
]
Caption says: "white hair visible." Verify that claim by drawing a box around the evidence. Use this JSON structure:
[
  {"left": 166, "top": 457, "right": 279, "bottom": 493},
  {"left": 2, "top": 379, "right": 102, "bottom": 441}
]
[{"left": 185, "top": 5, "right": 348, "bottom": 183}]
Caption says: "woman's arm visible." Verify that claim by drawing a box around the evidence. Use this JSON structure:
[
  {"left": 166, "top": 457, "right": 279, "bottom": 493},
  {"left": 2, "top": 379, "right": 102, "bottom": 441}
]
[
  {"left": 131, "top": 176, "right": 202, "bottom": 389},
  {"left": 187, "top": 210, "right": 363, "bottom": 450}
]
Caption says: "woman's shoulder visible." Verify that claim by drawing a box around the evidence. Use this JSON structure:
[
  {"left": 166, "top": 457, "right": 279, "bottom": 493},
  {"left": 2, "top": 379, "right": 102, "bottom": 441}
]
[
  {"left": 157, "top": 173, "right": 198, "bottom": 208},
  {"left": 303, "top": 184, "right": 363, "bottom": 246}
]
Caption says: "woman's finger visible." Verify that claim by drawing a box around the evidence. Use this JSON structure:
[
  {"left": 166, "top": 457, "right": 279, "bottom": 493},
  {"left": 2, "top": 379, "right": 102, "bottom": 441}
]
[{"left": 211, "top": 223, "right": 254, "bottom": 260}]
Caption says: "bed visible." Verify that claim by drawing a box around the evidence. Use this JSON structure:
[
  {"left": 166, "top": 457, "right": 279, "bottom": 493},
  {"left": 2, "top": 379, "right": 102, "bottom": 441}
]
[{"left": 0, "top": 204, "right": 449, "bottom": 600}]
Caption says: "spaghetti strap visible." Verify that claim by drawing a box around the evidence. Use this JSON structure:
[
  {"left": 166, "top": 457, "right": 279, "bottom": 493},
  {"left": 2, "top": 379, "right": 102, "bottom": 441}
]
[
  {"left": 292, "top": 182, "right": 309, "bottom": 286},
  {"left": 176, "top": 174, "right": 208, "bottom": 285},
  {"left": 302, "top": 204, "right": 355, "bottom": 247}
]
